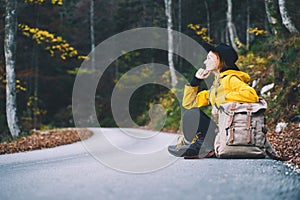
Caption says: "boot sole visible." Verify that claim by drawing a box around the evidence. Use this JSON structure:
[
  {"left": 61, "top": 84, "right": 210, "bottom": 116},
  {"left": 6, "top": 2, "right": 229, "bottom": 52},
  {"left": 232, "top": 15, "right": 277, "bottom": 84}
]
[
  {"left": 184, "top": 151, "right": 216, "bottom": 159},
  {"left": 168, "top": 145, "right": 189, "bottom": 157}
]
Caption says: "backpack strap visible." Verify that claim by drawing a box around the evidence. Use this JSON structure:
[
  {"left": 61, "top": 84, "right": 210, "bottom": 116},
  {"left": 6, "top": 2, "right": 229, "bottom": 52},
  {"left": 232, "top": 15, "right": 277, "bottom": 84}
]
[
  {"left": 265, "top": 140, "right": 292, "bottom": 161},
  {"left": 228, "top": 103, "right": 236, "bottom": 144},
  {"left": 246, "top": 104, "right": 252, "bottom": 144}
]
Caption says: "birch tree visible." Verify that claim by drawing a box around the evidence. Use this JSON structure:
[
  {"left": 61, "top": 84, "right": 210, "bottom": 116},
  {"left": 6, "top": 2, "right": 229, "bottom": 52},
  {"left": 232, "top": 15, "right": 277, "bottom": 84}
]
[
  {"left": 265, "top": 0, "right": 282, "bottom": 36},
  {"left": 4, "top": 0, "right": 21, "bottom": 138},
  {"left": 178, "top": 0, "right": 182, "bottom": 70},
  {"left": 164, "top": 0, "right": 178, "bottom": 87},
  {"left": 204, "top": 0, "right": 211, "bottom": 38},
  {"left": 278, "top": 0, "right": 299, "bottom": 34},
  {"left": 226, "top": 0, "right": 239, "bottom": 52},
  {"left": 246, "top": 0, "right": 250, "bottom": 50},
  {"left": 90, "top": 0, "right": 95, "bottom": 70}
]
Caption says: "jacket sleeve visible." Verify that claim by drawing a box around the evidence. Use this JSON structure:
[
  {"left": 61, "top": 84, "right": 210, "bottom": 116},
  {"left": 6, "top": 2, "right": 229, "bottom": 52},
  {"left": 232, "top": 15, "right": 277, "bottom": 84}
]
[
  {"left": 182, "top": 84, "right": 210, "bottom": 109},
  {"left": 225, "top": 76, "right": 259, "bottom": 103}
]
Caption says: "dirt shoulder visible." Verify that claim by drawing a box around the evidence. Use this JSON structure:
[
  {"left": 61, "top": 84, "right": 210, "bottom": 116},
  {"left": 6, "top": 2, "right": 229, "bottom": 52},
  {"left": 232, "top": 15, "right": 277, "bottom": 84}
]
[
  {"left": 267, "top": 122, "right": 300, "bottom": 171},
  {"left": 0, "top": 128, "right": 92, "bottom": 155}
]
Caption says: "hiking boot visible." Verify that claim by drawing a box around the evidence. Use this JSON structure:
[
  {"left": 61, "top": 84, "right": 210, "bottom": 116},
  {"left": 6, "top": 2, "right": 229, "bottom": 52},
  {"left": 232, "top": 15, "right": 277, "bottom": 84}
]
[
  {"left": 182, "top": 132, "right": 205, "bottom": 158},
  {"left": 184, "top": 132, "right": 216, "bottom": 159},
  {"left": 168, "top": 132, "right": 207, "bottom": 159},
  {"left": 168, "top": 135, "right": 190, "bottom": 157}
]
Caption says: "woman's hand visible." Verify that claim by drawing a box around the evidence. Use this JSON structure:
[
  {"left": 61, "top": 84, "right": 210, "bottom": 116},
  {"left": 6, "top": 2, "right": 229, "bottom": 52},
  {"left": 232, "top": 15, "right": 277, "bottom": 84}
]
[{"left": 195, "top": 68, "right": 211, "bottom": 79}]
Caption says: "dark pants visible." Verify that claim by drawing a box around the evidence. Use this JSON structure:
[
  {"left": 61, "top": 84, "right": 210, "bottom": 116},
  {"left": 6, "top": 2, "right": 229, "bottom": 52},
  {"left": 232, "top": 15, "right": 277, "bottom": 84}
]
[{"left": 182, "top": 108, "right": 217, "bottom": 151}]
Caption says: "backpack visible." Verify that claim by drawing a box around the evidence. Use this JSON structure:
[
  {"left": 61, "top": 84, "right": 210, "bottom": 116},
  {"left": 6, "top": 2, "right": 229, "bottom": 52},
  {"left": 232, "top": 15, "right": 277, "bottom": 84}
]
[{"left": 214, "top": 98, "right": 268, "bottom": 158}]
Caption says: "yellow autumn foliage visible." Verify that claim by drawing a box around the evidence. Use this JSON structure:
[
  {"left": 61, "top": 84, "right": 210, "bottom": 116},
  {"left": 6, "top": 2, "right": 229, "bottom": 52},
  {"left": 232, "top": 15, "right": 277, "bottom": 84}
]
[
  {"left": 237, "top": 52, "right": 269, "bottom": 71},
  {"left": 248, "top": 27, "right": 268, "bottom": 36},
  {"left": 24, "top": 0, "right": 63, "bottom": 5},
  {"left": 187, "top": 24, "right": 213, "bottom": 43},
  {"left": 18, "top": 24, "right": 86, "bottom": 60}
]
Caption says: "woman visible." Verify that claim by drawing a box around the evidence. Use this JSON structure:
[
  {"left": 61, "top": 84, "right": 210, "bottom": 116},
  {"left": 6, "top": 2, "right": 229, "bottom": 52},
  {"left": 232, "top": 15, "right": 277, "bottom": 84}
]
[{"left": 168, "top": 43, "right": 259, "bottom": 158}]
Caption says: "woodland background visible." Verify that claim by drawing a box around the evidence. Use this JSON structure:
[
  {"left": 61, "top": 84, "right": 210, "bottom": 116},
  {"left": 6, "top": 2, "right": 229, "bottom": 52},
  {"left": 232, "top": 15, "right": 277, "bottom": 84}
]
[{"left": 0, "top": 0, "right": 299, "bottom": 149}]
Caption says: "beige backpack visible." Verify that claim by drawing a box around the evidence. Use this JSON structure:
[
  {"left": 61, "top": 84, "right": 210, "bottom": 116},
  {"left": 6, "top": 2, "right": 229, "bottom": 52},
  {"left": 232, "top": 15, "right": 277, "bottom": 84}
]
[{"left": 214, "top": 98, "right": 269, "bottom": 158}]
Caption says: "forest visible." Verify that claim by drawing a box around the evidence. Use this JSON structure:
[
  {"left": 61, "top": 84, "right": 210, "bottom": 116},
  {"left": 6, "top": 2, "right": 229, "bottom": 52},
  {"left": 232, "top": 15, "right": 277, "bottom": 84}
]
[{"left": 1, "top": 0, "right": 299, "bottom": 150}]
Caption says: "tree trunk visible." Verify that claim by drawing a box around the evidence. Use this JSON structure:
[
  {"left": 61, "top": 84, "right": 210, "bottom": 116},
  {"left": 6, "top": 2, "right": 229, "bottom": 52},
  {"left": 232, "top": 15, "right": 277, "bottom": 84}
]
[
  {"left": 178, "top": 0, "right": 182, "bottom": 70},
  {"left": 90, "top": 0, "right": 95, "bottom": 70},
  {"left": 164, "top": 0, "right": 178, "bottom": 87},
  {"left": 226, "top": 0, "right": 239, "bottom": 52},
  {"left": 204, "top": 0, "right": 211, "bottom": 38},
  {"left": 278, "top": 0, "right": 299, "bottom": 34},
  {"left": 246, "top": 0, "right": 250, "bottom": 50},
  {"left": 264, "top": 0, "right": 282, "bottom": 36},
  {"left": 33, "top": 6, "right": 40, "bottom": 130},
  {"left": 4, "top": 0, "right": 21, "bottom": 138},
  {"left": 33, "top": 44, "right": 38, "bottom": 129}
]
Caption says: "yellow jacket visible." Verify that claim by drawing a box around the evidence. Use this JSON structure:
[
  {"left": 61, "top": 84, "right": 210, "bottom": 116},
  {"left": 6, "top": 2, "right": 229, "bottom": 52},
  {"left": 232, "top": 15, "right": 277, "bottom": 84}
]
[{"left": 182, "top": 70, "right": 259, "bottom": 109}]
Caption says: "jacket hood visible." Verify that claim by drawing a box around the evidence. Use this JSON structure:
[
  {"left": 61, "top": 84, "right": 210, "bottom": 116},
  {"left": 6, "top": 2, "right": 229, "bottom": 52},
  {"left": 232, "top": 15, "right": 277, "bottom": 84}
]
[{"left": 220, "top": 70, "right": 251, "bottom": 84}]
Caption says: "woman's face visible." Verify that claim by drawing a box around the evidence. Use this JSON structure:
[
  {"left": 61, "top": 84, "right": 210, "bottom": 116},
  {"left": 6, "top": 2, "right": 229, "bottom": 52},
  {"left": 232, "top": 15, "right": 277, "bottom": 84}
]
[{"left": 204, "top": 51, "right": 219, "bottom": 71}]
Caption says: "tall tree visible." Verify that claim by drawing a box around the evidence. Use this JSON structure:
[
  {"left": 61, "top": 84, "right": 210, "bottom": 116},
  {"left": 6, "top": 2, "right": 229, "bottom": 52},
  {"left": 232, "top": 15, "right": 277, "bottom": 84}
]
[
  {"left": 90, "top": 0, "right": 95, "bottom": 70},
  {"left": 278, "top": 0, "right": 299, "bottom": 34},
  {"left": 178, "top": 0, "right": 182, "bottom": 70},
  {"left": 226, "top": 0, "right": 239, "bottom": 52},
  {"left": 265, "top": 0, "right": 283, "bottom": 36},
  {"left": 246, "top": 0, "right": 250, "bottom": 50},
  {"left": 204, "top": 0, "right": 211, "bottom": 38},
  {"left": 4, "top": 0, "right": 21, "bottom": 138},
  {"left": 164, "top": 0, "right": 178, "bottom": 87}
]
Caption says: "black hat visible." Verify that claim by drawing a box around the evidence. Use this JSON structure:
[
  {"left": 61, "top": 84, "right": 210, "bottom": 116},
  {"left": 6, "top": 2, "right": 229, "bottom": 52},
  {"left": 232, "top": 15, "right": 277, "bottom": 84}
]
[{"left": 203, "top": 42, "right": 240, "bottom": 71}]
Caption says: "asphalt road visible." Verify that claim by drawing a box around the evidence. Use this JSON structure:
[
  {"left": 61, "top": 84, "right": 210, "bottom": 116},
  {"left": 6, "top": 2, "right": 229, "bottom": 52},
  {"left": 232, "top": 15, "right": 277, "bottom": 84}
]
[{"left": 0, "top": 128, "right": 299, "bottom": 200}]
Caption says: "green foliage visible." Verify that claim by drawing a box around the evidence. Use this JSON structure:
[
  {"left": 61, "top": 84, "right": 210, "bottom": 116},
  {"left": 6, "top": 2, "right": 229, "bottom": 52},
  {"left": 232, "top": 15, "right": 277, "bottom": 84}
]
[
  {"left": 156, "top": 90, "right": 181, "bottom": 131},
  {"left": 39, "top": 124, "right": 56, "bottom": 130},
  {"left": 21, "top": 96, "right": 47, "bottom": 131},
  {"left": 133, "top": 87, "right": 182, "bottom": 132},
  {"left": 238, "top": 36, "right": 300, "bottom": 123}
]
